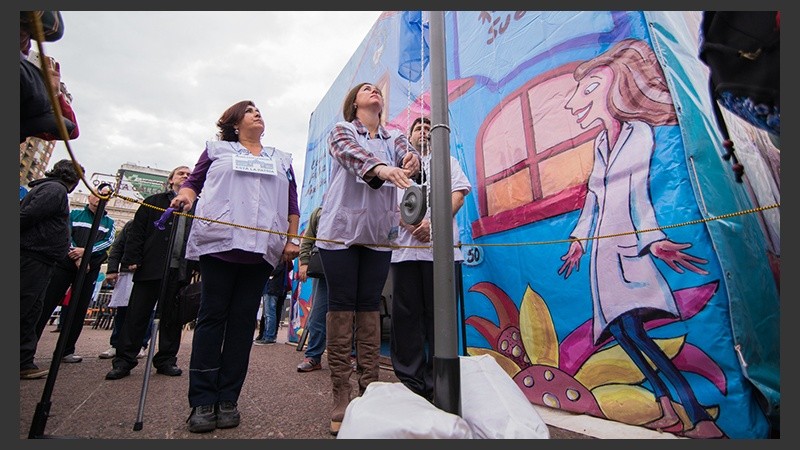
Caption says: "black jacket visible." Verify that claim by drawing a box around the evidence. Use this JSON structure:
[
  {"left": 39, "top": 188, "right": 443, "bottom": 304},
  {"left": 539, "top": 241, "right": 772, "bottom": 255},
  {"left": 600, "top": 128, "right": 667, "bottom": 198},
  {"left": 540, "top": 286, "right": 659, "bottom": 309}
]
[
  {"left": 19, "top": 177, "right": 71, "bottom": 264},
  {"left": 266, "top": 260, "right": 293, "bottom": 297},
  {"left": 122, "top": 190, "right": 196, "bottom": 282},
  {"left": 106, "top": 221, "right": 132, "bottom": 274}
]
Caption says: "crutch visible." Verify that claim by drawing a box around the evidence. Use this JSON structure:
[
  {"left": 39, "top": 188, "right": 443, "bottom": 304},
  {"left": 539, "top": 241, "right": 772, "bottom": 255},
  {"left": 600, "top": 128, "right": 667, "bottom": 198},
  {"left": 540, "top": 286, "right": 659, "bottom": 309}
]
[{"left": 133, "top": 206, "right": 183, "bottom": 431}]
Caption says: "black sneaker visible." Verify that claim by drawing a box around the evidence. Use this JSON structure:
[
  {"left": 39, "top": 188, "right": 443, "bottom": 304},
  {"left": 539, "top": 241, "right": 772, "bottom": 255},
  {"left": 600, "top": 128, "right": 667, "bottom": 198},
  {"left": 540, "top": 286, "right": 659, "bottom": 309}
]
[
  {"left": 155, "top": 365, "right": 183, "bottom": 376},
  {"left": 216, "top": 401, "right": 241, "bottom": 429},
  {"left": 187, "top": 404, "right": 216, "bottom": 433},
  {"left": 105, "top": 367, "right": 131, "bottom": 380}
]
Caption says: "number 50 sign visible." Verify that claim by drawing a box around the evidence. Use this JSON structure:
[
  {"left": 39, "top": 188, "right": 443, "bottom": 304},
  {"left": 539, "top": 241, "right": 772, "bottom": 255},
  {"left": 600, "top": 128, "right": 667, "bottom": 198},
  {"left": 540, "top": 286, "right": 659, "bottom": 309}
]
[{"left": 461, "top": 245, "right": 483, "bottom": 267}]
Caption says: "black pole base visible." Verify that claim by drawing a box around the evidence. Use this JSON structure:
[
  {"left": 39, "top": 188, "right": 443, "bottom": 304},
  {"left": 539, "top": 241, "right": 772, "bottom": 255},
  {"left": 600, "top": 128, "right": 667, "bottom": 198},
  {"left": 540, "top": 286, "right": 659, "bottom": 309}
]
[
  {"left": 432, "top": 356, "right": 461, "bottom": 416},
  {"left": 133, "top": 422, "right": 143, "bottom": 431},
  {"left": 28, "top": 400, "right": 51, "bottom": 439}
]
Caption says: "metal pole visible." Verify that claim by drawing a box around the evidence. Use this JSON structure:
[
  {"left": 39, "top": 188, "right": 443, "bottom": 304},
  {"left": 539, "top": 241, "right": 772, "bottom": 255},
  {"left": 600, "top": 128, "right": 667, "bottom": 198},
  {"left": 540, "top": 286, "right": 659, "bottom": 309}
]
[
  {"left": 133, "top": 208, "right": 183, "bottom": 431},
  {"left": 428, "top": 10, "right": 460, "bottom": 416},
  {"left": 29, "top": 183, "right": 114, "bottom": 439}
]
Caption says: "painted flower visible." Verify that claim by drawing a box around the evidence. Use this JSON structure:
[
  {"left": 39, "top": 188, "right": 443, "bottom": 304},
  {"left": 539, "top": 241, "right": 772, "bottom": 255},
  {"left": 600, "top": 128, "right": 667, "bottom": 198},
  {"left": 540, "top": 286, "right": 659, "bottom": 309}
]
[{"left": 466, "top": 280, "right": 725, "bottom": 434}]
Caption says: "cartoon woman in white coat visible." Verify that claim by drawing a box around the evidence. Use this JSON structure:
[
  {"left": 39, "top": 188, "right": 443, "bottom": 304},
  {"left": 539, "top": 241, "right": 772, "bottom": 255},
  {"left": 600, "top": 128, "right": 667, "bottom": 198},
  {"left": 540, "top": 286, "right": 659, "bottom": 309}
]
[{"left": 558, "top": 38, "right": 725, "bottom": 439}]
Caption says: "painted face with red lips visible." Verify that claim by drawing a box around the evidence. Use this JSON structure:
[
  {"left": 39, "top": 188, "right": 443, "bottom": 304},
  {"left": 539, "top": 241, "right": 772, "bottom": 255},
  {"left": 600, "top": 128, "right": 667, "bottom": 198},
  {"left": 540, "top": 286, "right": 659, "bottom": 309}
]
[{"left": 565, "top": 66, "right": 614, "bottom": 130}]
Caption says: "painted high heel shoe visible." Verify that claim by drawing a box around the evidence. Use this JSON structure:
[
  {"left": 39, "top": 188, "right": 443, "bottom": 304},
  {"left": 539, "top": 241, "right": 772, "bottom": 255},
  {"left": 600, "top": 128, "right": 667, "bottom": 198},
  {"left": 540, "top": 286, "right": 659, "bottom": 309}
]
[
  {"left": 644, "top": 396, "right": 681, "bottom": 431},
  {"left": 680, "top": 420, "right": 726, "bottom": 439}
]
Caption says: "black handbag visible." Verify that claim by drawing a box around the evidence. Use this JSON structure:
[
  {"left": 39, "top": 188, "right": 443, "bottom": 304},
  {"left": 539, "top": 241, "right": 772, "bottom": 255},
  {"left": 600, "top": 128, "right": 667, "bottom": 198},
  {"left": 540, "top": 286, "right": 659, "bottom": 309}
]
[
  {"left": 177, "top": 278, "right": 202, "bottom": 325},
  {"left": 307, "top": 247, "right": 325, "bottom": 279}
]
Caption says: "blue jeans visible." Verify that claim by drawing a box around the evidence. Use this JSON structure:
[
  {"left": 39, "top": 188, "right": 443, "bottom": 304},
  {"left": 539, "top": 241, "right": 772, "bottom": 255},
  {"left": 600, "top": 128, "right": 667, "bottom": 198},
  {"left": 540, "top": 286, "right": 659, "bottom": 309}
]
[
  {"left": 304, "top": 277, "right": 328, "bottom": 362},
  {"left": 263, "top": 294, "right": 281, "bottom": 341}
]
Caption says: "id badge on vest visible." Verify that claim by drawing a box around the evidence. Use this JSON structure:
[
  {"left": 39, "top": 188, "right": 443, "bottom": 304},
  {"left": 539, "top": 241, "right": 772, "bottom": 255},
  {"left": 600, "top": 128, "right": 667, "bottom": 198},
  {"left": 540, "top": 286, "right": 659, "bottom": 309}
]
[{"left": 232, "top": 154, "right": 277, "bottom": 176}]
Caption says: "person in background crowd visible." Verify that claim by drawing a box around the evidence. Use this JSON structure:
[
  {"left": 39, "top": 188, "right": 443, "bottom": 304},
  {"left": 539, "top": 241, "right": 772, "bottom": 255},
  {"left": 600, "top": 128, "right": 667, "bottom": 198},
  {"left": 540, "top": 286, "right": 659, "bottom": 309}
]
[
  {"left": 35, "top": 190, "right": 115, "bottom": 364},
  {"left": 100, "top": 220, "right": 153, "bottom": 360},
  {"left": 20, "top": 159, "right": 82, "bottom": 379},
  {"left": 295, "top": 206, "right": 326, "bottom": 373},
  {"left": 316, "top": 82, "right": 420, "bottom": 435},
  {"left": 170, "top": 100, "right": 300, "bottom": 433},
  {"left": 20, "top": 11, "right": 79, "bottom": 143},
  {"left": 390, "top": 116, "right": 471, "bottom": 402},
  {"left": 255, "top": 259, "right": 293, "bottom": 345},
  {"left": 105, "top": 166, "right": 195, "bottom": 380}
]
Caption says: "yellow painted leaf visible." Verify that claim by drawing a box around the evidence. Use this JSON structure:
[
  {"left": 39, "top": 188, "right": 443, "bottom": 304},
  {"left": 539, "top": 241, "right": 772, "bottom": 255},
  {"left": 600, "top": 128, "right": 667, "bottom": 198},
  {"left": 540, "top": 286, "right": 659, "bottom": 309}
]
[
  {"left": 519, "top": 285, "right": 559, "bottom": 367},
  {"left": 593, "top": 384, "right": 661, "bottom": 425},
  {"left": 575, "top": 337, "right": 685, "bottom": 390}
]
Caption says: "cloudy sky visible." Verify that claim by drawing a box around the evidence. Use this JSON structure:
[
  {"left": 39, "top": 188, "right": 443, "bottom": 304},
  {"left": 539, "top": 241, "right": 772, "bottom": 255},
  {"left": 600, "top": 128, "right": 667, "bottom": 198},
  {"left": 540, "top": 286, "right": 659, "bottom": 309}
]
[{"left": 40, "top": 11, "right": 383, "bottom": 194}]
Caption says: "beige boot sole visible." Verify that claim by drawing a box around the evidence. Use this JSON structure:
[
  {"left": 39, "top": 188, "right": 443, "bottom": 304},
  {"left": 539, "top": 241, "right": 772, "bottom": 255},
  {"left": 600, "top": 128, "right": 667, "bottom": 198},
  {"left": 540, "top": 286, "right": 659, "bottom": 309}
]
[{"left": 330, "top": 420, "right": 341, "bottom": 436}]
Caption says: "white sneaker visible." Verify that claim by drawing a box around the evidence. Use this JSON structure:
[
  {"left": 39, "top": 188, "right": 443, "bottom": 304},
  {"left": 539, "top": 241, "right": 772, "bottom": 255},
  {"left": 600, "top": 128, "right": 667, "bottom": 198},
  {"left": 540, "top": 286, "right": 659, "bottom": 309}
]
[
  {"left": 62, "top": 354, "right": 83, "bottom": 363},
  {"left": 137, "top": 348, "right": 147, "bottom": 359},
  {"left": 98, "top": 347, "right": 116, "bottom": 359}
]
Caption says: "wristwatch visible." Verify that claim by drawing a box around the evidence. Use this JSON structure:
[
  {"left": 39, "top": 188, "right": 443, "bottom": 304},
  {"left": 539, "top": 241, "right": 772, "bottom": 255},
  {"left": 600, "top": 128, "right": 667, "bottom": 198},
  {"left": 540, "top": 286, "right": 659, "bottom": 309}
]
[{"left": 290, "top": 237, "right": 301, "bottom": 246}]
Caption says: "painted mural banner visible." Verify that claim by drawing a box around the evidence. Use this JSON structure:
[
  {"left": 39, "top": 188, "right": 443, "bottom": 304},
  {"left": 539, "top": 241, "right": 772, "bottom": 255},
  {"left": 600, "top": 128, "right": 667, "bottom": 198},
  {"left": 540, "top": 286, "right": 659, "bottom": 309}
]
[{"left": 293, "top": 11, "right": 779, "bottom": 439}]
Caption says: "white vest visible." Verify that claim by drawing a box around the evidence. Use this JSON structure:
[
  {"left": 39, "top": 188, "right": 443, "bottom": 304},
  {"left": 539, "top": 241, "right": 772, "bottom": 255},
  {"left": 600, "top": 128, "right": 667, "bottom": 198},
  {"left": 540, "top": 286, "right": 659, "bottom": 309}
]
[
  {"left": 317, "top": 122, "right": 402, "bottom": 251},
  {"left": 391, "top": 154, "right": 471, "bottom": 263},
  {"left": 185, "top": 140, "right": 292, "bottom": 268}
]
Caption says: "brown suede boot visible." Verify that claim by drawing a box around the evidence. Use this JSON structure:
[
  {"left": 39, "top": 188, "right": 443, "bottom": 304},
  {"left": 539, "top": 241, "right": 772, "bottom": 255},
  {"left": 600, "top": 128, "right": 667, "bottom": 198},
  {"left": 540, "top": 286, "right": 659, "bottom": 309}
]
[
  {"left": 355, "top": 311, "right": 381, "bottom": 395},
  {"left": 326, "top": 311, "right": 355, "bottom": 436}
]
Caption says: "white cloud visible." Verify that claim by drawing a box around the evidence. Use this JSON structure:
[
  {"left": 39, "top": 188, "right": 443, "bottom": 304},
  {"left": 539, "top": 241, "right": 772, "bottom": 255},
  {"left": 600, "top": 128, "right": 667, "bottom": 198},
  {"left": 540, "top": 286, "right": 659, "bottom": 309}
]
[{"left": 44, "top": 11, "right": 383, "bottom": 194}]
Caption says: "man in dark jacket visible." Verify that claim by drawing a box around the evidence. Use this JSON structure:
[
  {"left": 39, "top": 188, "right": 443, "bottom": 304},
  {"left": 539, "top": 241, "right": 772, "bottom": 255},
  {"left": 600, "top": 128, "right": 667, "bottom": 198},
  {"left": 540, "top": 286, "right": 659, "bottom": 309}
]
[
  {"left": 34, "top": 189, "right": 116, "bottom": 363},
  {"left": 106, "top": 165, "right": 196, "bottom": 380},
  {"left": 100, "top": 220, "right": 153, "bottom": 359},
  {"left": 20, "top": 159, "right": 82, "bottom": 379}
]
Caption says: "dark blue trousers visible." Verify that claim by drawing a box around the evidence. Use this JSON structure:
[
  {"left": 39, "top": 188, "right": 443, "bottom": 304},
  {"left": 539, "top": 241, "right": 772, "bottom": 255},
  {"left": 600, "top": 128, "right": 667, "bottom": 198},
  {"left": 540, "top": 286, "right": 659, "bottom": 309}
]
[{"left": 188, "top": 255, "right": 272, "bottom": 407}]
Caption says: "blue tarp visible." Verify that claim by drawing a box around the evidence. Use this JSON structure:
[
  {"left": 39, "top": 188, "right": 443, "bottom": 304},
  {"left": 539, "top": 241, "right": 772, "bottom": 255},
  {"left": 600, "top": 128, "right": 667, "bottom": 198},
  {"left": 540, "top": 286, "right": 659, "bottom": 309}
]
[{"left": 291, "top": 11, "right": 779, "bottom": 439}]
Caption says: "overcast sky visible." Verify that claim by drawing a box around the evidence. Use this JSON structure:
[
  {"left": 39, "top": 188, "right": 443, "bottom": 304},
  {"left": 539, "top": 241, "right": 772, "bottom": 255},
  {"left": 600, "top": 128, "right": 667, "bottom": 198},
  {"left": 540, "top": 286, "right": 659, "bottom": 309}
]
[{"left": 40, "top": 11, "right": 383, "bottom": 194}]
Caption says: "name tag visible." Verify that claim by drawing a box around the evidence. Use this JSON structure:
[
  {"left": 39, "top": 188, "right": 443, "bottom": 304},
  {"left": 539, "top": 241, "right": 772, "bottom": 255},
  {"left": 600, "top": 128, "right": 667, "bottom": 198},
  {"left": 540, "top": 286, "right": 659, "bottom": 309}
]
[{"left": 232, "top": 154, "right": 277, "bottom": 175}]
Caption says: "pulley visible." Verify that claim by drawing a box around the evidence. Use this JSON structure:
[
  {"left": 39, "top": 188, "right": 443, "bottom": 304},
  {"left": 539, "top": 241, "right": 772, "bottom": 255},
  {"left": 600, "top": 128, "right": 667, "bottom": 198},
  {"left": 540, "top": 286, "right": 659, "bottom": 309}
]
[{"left": 400, "top": 184, "right": 427, "bottom": 226}]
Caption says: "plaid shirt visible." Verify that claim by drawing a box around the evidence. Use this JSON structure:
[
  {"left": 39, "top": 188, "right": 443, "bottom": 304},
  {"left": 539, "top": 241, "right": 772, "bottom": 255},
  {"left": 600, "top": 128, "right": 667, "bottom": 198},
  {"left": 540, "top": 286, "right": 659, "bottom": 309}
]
[{"left": 327, "top": 118, "right": 417, "bottom": 179}]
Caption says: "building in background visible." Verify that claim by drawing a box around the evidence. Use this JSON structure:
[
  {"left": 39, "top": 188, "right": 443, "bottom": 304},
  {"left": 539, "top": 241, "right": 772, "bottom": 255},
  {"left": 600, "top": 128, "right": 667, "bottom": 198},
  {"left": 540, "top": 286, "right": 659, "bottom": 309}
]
[
  {"left": 69, "top": 164, "right": 171, "bottom": 229},
  {"left": 19, "top": 137, "right": 56, "bottom": 186}
]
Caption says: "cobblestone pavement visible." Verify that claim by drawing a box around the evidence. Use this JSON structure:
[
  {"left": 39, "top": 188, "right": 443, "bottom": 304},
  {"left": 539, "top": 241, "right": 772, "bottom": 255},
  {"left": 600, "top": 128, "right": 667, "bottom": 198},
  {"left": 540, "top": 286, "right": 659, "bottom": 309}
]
[{"left": 19, "top": 323, "right": 593, "bottom": 440}]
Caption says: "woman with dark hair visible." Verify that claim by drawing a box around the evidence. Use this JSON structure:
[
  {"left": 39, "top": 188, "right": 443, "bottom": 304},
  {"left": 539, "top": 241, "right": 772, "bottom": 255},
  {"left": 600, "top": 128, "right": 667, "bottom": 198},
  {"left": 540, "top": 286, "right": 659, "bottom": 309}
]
[
  {"left": 171, "top": 100, "right": 300, "bottom": 433},
  {"left": 317, "top": 82, "right": 420, "bottom": 435},
  {"left": 20, "top": 159, "right": 83, "bottom": 379}
]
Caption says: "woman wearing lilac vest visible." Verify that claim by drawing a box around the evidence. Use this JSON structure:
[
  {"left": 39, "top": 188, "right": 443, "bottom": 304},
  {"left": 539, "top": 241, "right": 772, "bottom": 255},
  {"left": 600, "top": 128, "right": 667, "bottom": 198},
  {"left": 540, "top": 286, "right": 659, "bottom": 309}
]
[
  {"left": 317, "top": 83, "right": 420, "bottom": 435},
  {"left": 171, "top": 100, "right": 300, "bottom": 433}
]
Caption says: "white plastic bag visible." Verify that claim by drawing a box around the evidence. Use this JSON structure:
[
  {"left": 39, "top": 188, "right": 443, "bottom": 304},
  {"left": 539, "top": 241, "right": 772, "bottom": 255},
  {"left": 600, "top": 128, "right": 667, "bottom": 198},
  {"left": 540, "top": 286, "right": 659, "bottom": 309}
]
[
  {"left": 337, "top": 382, "right": 474, "bottom": 439},
  {"left": 460, "top": 354, "right": 550, "bottom": 439}
]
